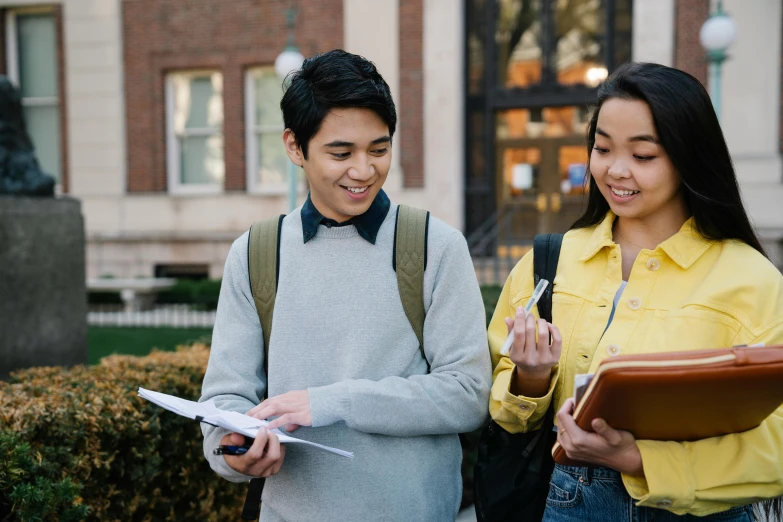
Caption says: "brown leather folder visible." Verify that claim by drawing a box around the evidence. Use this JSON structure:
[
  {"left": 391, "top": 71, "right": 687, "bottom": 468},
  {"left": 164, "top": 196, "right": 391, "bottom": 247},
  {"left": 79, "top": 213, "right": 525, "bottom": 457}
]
[{"left": 552, "top": 345, "right": 783, "bottom": 467}]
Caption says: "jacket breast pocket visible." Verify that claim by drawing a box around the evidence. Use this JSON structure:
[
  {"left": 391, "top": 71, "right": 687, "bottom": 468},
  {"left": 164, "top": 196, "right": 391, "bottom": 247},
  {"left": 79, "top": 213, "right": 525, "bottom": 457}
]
[{"left": 641, "top": 306, "right": 741, "bottom": 353}]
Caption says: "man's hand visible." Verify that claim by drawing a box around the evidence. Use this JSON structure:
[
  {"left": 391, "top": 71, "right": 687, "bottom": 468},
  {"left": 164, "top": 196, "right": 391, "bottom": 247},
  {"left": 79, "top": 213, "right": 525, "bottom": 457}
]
[
  {"left": 556, "top": 398, "right": 645, "bottom": 477},
  {"left": 247, "top": 390, "right": 312, "bottom": 431},
  {"left": 221, "top": 431, "right": 285, "bottom": 478}
]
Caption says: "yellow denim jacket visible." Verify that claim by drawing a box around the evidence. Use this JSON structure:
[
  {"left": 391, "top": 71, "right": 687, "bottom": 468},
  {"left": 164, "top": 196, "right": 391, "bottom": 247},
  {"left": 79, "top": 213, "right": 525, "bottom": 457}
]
[{"left": 488, "top": 212, "right": 783, "bottom": 516}]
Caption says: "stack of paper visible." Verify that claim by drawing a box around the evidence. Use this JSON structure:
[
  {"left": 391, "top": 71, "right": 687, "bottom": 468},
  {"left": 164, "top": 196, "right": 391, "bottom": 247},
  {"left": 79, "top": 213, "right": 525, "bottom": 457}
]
[
  {"left": 138, "top": 387, "right": 353, "bottom": 458},
  {"left": 573, "top": 373, "right": 595, "bottom": 405}
]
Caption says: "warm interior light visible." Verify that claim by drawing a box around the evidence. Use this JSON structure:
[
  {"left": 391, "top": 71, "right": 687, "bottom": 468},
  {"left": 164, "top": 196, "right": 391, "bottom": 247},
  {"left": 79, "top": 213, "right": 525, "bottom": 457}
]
[{"left": 585, "top": 67, "right": 608, "bottom": 87}]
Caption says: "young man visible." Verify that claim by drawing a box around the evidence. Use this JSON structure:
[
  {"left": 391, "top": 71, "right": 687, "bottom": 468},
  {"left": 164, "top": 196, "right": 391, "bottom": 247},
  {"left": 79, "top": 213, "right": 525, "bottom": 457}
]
[{"left": 200, "top": 49, "right": 491, "bottom": 521}]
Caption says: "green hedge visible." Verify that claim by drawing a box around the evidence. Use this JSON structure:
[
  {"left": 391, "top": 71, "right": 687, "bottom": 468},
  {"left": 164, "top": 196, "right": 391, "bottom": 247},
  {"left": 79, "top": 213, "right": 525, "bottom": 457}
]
[
  {"left": 87, "top": 291, "right": 123, "bottom": 305},
  {"left": 0, "top": 345, "right": 244, "bottom": 521},
  {"left": 480, "top": 284, "right": 502, "bottom": 326},
  {"left": 87, "top": 279, "right": 222, "bottom": 310},
  {"left": 156, "top": 279, "right": 222, "bottom": 310}
]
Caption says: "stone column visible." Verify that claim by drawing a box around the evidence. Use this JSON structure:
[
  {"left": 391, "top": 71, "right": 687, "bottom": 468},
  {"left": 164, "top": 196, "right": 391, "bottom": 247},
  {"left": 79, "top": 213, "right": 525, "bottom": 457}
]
[{"left": 0, "top": 196, "right": 87, "bottom": 378}]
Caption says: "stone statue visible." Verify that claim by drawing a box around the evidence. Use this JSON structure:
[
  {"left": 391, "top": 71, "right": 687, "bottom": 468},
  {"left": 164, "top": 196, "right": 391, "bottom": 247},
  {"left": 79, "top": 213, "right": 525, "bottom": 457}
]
[{"left": 0, "top": 75, "right": 55, "bottom": 196}]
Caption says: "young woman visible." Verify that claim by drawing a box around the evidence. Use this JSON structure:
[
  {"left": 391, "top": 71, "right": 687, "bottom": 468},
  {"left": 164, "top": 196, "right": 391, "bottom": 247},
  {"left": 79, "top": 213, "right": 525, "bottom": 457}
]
[{"left": 488, "top": 62, "right": 783, "bottom": 521}]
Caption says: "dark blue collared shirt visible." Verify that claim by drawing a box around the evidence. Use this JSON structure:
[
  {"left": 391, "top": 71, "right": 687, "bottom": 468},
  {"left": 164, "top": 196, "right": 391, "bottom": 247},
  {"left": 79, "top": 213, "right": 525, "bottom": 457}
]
[{"left": 301, "top": 189, "right": 391, "bottom": 244}]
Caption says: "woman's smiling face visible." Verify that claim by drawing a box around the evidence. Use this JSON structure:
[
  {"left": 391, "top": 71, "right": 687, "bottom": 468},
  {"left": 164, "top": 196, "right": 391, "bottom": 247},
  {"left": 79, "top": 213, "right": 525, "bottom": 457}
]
[{"left": 589, "top": 98, "right": 686, "bottom": 227}]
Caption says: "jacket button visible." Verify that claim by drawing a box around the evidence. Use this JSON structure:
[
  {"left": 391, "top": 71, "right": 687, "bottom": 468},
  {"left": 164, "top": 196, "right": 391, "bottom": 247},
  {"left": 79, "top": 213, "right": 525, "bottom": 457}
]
[
  {"left": 628, "top": 297, "right": 641, "bottom": 310},
  {"left": 607, "top": 344, "right": 621, "bottom": 356},
  {"left": 656, "top": 499, "right": 673, "bottom": 508},
  {"left": 647, "top": 258, "right": 660, "bottom": 271}
]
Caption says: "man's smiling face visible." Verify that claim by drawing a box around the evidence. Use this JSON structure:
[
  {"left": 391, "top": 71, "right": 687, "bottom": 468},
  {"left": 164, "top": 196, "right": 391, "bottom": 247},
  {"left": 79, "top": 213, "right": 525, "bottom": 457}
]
[{"left": 284, "top": 107, "right": 391, "bottom": 222}]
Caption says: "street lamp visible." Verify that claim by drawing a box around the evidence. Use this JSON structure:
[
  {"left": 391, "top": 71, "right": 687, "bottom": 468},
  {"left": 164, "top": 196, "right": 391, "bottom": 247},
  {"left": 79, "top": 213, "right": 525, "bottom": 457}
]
[
  {"left": 275, "top": 7, "right": 305, "bottom": 212},
  {"left": 699, "top": 0, "right": 737, "bottom": 121}
]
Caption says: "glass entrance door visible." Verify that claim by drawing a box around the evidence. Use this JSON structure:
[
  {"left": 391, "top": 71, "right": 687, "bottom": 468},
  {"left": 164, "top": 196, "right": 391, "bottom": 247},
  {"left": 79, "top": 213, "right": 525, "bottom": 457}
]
[
  {"left": 496, "top": 106, "right": 589, "bottom": 241},
  {"left": 464, "top": 0, "right": 634, "bottom": 244}
]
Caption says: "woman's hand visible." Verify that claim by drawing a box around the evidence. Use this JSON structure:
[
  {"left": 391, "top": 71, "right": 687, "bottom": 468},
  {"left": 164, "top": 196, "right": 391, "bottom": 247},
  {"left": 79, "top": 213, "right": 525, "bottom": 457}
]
[
  {"left": 556, "top": 398, "right": 644, "bottom": 477},
  {"left": 505, "top": 306, "right": 561, "bottom": 396}
]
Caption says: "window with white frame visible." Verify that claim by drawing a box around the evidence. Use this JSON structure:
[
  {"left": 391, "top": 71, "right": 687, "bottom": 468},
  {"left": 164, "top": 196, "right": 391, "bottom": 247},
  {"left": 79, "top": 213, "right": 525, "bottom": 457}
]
[
  {"left": 5, "top": 9, "right": 62, "bottom": 186},
  {"left": 245, "top": 67, "right": 291, "bottom": 192},
  {"left": 166, "top": 71, "right": 224, "bottom": 193}
]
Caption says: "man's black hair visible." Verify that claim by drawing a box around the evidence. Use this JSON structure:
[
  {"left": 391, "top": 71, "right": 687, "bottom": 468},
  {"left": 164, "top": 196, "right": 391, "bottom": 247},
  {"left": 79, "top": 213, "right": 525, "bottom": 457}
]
[{"left": 280, "top": 49, "right": 397, "bottom": 159}]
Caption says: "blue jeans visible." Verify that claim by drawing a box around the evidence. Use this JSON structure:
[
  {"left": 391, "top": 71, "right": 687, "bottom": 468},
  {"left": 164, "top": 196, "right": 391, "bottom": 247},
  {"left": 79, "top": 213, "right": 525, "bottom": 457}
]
[{"left": 542, "top": 465, "right": 753, "bottom": 522}]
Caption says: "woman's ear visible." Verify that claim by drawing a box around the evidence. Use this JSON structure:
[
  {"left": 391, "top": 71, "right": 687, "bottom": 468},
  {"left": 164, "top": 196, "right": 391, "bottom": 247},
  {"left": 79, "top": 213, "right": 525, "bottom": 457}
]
[{"left": 282, "top": 129, "right": 303, "bottom": 167}]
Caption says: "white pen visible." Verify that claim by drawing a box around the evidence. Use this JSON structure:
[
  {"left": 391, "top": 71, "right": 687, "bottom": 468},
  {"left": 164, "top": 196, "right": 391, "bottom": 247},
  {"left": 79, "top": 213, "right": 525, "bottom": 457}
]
[{"left": 499, "top": 279, "right": 549, "bottom": 356}]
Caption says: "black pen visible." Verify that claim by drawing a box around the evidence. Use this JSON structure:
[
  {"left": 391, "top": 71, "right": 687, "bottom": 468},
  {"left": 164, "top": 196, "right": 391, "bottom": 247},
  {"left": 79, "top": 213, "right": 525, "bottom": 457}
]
[{"left": 213, "top": 444, "right": 252, "bottom": 456}]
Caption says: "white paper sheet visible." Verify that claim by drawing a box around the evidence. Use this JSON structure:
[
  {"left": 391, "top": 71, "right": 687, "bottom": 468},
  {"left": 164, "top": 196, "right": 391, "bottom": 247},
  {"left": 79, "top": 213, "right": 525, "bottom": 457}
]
[{"left": 138, "top": 387, "right": 353, "bottom": 458}]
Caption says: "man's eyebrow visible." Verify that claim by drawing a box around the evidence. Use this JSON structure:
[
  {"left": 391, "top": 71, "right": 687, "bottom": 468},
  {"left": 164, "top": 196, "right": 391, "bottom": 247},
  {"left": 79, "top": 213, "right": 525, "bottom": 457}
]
[
  {"left": 324, "top": 140, "right": 354, "bottom": 148},
  {"left": 323, "top": 136, "right": 391, "bottom": 148},
  {"left": 595, "top": 127, "right": 658, "bottom": 144}
]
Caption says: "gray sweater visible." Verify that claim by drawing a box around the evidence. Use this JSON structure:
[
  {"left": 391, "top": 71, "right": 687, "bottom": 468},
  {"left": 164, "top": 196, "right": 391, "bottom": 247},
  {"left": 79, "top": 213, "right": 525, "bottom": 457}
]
[{"left": 200, "top": 205, "right": 491, "bottom": 522}]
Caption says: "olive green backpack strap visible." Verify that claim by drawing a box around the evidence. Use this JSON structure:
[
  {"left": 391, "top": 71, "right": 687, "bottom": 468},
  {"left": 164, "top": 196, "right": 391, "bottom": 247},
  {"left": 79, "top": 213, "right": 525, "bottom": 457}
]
[
  {"left": 393, "top": 204, "right": 430, "bottom": 371},
  {"left": 248, "top": 215, "right": 285, "bottom": 381},
  {"left": 244, "top": 214, "right": 284, "bottom": 521}
]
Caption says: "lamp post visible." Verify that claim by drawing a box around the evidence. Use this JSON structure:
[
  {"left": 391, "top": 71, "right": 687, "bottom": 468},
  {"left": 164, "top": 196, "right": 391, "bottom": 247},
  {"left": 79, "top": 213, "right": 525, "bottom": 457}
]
[
  {"left": 275, "top": 7, "right": 305, "bottom": 212},
  {"left": 699, "top": 0, "right": 737, "bottom": 122}
]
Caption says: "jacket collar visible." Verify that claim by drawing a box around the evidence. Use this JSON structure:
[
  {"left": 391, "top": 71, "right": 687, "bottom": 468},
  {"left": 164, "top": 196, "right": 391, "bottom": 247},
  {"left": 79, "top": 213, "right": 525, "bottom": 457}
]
[{"left": 579, "top": 212, "right": 713, "bottom": 269}]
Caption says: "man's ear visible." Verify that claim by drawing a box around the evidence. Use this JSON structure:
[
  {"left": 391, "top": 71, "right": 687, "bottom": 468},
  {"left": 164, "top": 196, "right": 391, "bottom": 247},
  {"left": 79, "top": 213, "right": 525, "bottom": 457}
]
[{"left": 283, "top": 129, "right": 303, "bottom": 167}]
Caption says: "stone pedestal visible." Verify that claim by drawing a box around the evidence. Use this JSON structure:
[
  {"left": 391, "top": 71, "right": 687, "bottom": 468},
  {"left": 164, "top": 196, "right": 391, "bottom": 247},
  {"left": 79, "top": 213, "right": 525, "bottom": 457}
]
[{"left": 0, "top": 196, "right": 87, "bottom": 378}]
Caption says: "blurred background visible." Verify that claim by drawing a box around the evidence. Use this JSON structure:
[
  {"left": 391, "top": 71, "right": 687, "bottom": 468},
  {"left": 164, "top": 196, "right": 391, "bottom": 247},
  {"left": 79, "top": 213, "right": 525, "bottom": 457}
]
[
  {"left": 3, "top": 0, "right": 778, "bottom": 283},
  {"left": 1, "top": 2, "right": 781, "bottom": 518},
  {"left": 1, "top": 0, "right": 780, "bottom": 350}
]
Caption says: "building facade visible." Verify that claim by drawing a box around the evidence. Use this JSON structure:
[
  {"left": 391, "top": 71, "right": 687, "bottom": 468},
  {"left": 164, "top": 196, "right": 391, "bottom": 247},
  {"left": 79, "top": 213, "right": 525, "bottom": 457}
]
[{"left": 1, "top": 0, "right": 780, "bottom": 278}]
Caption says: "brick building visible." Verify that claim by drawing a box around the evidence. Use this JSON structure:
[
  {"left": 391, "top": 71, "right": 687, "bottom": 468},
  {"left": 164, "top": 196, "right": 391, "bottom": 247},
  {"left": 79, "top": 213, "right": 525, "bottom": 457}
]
[{"left": 0, "top": 0, "right": 780, "bottom": 278}]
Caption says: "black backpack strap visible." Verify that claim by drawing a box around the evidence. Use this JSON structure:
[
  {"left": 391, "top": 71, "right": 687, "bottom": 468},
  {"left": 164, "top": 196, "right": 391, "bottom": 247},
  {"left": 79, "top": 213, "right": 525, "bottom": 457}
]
[
  {"left": 242, "top": 477, "right": 266, "bottom": 520},
  {"left": 473, "top": 234, "right": 564, "bottom": 522},
  {"left": 532, "top": 234, "right": 563, "bottom": 323}
]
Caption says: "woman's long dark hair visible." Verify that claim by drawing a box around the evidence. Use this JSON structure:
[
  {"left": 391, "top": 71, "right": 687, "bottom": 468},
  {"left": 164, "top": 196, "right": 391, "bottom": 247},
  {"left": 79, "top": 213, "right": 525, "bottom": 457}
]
[
  {"left": 575, "top": 63, "right": 781, "bottom": 520},
  {"left": 572, "top": 62, "right": 767, "bottom": 257}
]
